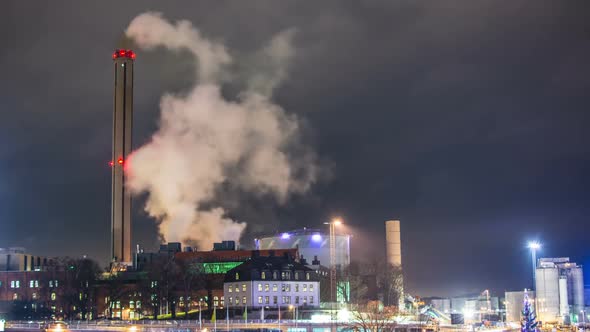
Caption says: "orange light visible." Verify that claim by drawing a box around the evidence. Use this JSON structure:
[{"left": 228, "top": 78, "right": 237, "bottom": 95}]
[
  {"left": 117, "top": 158, "right": 124, "bottom": 165},
  {"left": 332, "top": 218, "right": 342, "bottom": 225}
]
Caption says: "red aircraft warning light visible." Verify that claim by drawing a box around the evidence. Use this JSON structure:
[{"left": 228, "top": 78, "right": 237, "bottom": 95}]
[
  {"left": 109, "top": 161, "right": 114, "bottom": 167},
  {"left": 112, "top": 49, "right": 136, "bottom": 60},
  {"left": 117, "top": 158, "right": 124, "bottom": 165}
]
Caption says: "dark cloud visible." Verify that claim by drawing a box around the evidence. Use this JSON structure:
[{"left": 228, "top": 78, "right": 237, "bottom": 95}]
[{"left": 1, "top": 0, "right": 589, "bottom": 295}]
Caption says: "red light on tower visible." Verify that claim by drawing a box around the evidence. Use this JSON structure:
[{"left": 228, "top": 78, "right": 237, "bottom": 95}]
[
  {"left": 117, "top": 158, "right": 124, "bottom": 165},
  {"left": 119, "top": 50, "right": 125, "bottom": 56},
  {"left": 109, "top": 161, "right": 114, "bottom": 167}
]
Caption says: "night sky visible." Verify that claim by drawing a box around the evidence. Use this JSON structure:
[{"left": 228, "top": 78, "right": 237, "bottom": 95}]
[{"left": 1, "top": 1, "right": 589, "bottom": 297}]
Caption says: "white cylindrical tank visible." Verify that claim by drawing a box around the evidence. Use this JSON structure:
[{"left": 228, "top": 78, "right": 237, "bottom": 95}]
[
  {"left": 570, "top": 266, "right": 584, "bottom": 312},
  {"left": 536, "top": 267, "right": 560, "bottom": 323},
  {"left": 385, "top": 220, "right": 402, "bottom": 266},
  {"left": 558, "top": 276, "right": 569, "bottom": 317}
]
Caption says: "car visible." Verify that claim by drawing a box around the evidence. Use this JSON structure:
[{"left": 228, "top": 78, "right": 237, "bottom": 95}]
[{"left": 42, "top": 321, "right": 68, "bottom": 332}]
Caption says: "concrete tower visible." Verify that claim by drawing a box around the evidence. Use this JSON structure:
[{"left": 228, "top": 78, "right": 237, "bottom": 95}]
[
  {"left": 385, "top": 220, "right": 402, "bottom": 266},
  {"left": 111, "top": 49, "right": 135, "bottom": 263},
  {"left": 385, "top": 220, "right": 404, "bottom": 308}
]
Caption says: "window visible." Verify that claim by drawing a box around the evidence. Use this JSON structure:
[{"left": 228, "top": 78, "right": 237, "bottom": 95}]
[
  {"left": 214, "top": 296, "right": 219, "bottom": 307},
  {"left": 236, "top": 296, "right": 240, "bottom": 305},
  {"left": 242, "top": 284, "right": 247, "bottom": 292},
  {"left": 295, "top": 272, "right": 299, "bottom": 280},
  {"left": 243, "top": 296, "right": 247, "bottom": 305},
  {"left": 282, "top": 296, "right": 290, "bottom": 304},
  {"left": 309, "top": 284, "right": 314, "bottom": 292},
  {"left": 286, "top": 284, "right": 291, "bottom": 292},
  {"left": 258, "top": 283, "right": 262, "bottom": 291},
  {"left": 310, "top": 296, "right": 314, "bottom": 303},
  {"left": 303, "top": 296, "right": 307, "bottom": 304},
  {"left": 151, "top": 281, "right": 158, "bottom": 288},
  {"left": 273, "top": 271, "right": 278, "bottom": 279},
  {"left": 303, "top": 284, "right": 307, "bottom": 292},
  {"left": 10, "top": 280, "right": 19, "bottom": 288},
  {"left": 13, "top": 293, "right": 18, "bottom": 300},
  {"left": 281, "top": 271, "right": 286, "bottom": 279},
  {"left": 272, "top": 284, "right": 278, "bottom": 292},
  {"left": 295, "top": 296, "right": 299, "bottom": 304},
  {"left": 30, "top": 280, "right": 38, "bottom": 288},
  {"left": 295, "top": 284, "right": 299, "bottom": 292},
  {"left": 265, "top": 296, "right": 269, "bottom": 304},
  {"left": 137, "top": 301, "right": 142, "bottom": 308},
  {"left": 220, "top": 297, "right": 224, "bottom": 306},
  {"left": 235, "top": 285, "right": 240, "bottom": 293},
  {"left": 273, "top": 296, "right": 277, "bottom": 304},
  {"left": 264, "top": 284, "right": 269, "bottom": 292},
  {"left": 228, "top": 285, "right": 233, "bottom": 293},
  {"left": 32, "top": 292, "right": 38, "bottom": 300},
  {"left": 235, "top": 272, "right": 240, "bottom": 280},
  {"left": 281, "top": 284, "right": 285, "bottom": 292},
  {"left": 55, "top": 280, "right": 59, "bottom": 287},
  {"left": 261, "top": 271, "right": 266, "bottom": 279},
  {"left": 49, "top": 280, "right": 53, "bottom": 288},
  {"left": 229, "top": 297, "right": 233, "bottom": 305},
  {"left": 306, "top": 272, "right": 310, "bottom": 280},
  {"left": 129, "top": 301, "right": 135, "bottom": 309},
  {"left": 258, "top": 296, "right": 263, "bottom": 304}
]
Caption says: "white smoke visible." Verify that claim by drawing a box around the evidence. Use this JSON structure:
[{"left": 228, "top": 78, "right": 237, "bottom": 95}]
[{"left": 125, "top": 12, "right": 317, "bottom": 250}]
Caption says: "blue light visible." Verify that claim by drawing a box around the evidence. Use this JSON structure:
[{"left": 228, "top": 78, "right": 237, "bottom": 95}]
[
  {"left": 312, "top": 234, "right": 322, "bottom": 242},
  {"left": 281, "top": 233, "right": 290, "bottom": 239}
]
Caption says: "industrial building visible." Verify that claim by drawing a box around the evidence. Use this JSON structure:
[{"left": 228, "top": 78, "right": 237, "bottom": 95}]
[
  {"left": 257, "top": 228, "right": 350, "bottom": 269},
  {"left": 505, "top": 290, "right": 535, "bottom": 323},
  {"left": 0, "top": 248, "right": 52, "bottom": 272},
  {"left": 111, "top": 49, "right": 135, "bottom": 264},
  {"left": 223, "top": 254, "right": 320, "bottom": 309},
  {"left": 535, "top": 257, "right": 585, "bottom": 324}
]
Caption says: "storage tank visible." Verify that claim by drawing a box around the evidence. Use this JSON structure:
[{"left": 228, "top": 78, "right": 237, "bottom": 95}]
[
  {"left": 258, "top": 228, "right": 350, "bottom": 268},
  {"left": 535, "top": 266, "right": 561, "bottom": 323},
  {"left": 568, "top": 266, "right": 585, "bottom": 313},
  {"left": 558, "top": 276, "right": 569, "bottom": 317},
  {"left": 385, "top": 220, "right": 402, "bottom": 266}
]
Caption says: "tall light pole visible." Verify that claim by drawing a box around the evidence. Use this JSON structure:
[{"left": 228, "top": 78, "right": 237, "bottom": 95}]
[{"left": 528, "top": 242, "right": 541, "bottom": 290}]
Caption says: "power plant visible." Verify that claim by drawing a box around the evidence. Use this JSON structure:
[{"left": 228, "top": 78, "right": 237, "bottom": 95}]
[{"left": 111, "top": 49, "right": 135, "bottom": 264}]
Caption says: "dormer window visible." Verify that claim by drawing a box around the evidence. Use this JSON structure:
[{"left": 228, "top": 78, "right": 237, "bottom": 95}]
[
  {"left": 261, "top": 271, "right": 266, "bottom": 279},
  {"left": 235, "top": 272, "right": 240, "bottom": 280},
  {"left": 273, "top": 271, "right": 278, "bottom": 279}
]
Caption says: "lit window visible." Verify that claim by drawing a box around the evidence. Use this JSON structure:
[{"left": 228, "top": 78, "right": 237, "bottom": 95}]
[
  {"left": 309, "top": 284, "right": 314, "bottom": 291},
  {"left": 235, "top": 296, "right": 239, "bottom": 305},
  {"left": 265, "top": 296, "right": 269, "bottom": 304},
  {"left": 295, "top": 272, "right": 299, "bottom": 280},
  {"left": 137, "top": 301, "right": 141, "bottom": 308},
  {"left": 272, "top": 284, "right": 278, "bottom": 292},
  {"left": 10, "top": 281, "right": 15, "bottom": 288},
  {"left": 32, "top": 293, "right": 38, "bottom": 299},
  {"left": 281, "top": 284, "right": 285, "bottom": 292},
  {"left": 310, "top": 296, "right": 314, "bottom": 303},
  {"left": 55, "top": 280, "right": 59, "bottom": 287},
  {"left": 286, "top": 285, "right": 291, "bottom": 292},
  {"left": 51, "top": 293, "right": 56, "bottom": 300},
  {"left": 295, "top": 284, "right": 299, "bottom": 292},
  {"left": 116, "top": 301, "right": 121, "bottom": 309},
  {"left": 303, "top": 296, "right": 307, "bottom": 304},
  {"left": 129, "top": 301, "right": 135, "bottom": 309},
  {"left": 303, "top": 284, "right": 307, "bottom": 292},
  {"left": 273, "top": 271, "right": 277, "bottom": 279},
  {"left": 281, "top": 271, "right": 286, "bottom": 279},
  {"left": 261, "top": 271, "right": 266, "bottom": 279},
  {"left": 235, "top": 285, "right": 240, "bottom": 293},
  {"left": 258, "top": 296, "right": 263, "bottom": 304},
  {"left": 13, "top": 293, "right": 18, "bottom": 300},
  {"left": 306, "top": 273, "right": 310, "bottom": 280},
  {"left": 295, "top": 296, "right": 299, "bottom": 304},
  {"left": 229, "top": 297, "right": 233, "bottom": 305},
  {"left": 235, "top": 272, "right": 240, "bottom": 280},
  {"left": 264, "top": 284, "right": 269, "bottom": 292},
  {"left": 242, "top": 284, "right": 247, "bottom": 292},
  {"left": 258, "top": 283, "right": 262, "bottom": 291},
  {"left": 242, "top": 296, "right": 246, "bottom": 305},
  {"left": 228, "top": 286, "right": 233, "bottom": 293}
]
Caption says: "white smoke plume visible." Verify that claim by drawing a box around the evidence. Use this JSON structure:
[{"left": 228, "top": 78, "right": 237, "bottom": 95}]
[{"left": 125, "top": 12, "right": 317, "bottom": 250}]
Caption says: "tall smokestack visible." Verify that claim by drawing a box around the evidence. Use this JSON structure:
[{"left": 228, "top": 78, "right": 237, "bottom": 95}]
[
  {"left": 111, "top": 49, "right": 135, "bottom": 263},
  {"left": 385, "top": 220, "right": 402, "bottom": 266}
]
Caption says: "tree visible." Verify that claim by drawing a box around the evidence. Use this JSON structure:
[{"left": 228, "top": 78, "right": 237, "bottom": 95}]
[
  {"left": 376, "top": 264, "right": 403, "bottom": 308},
  {"left": 103, "top": 272, "right": 131, "bottom": 319},
  {"left": 349, "top": 301, "right": 398, "bottom": 332},
  {"left": 521, "top": 293, "right": 538, "bottom": 332},
  {"left": 61, "top": 258, "right": 102, "bottom": 320},
  {"left": 139, "top": 257, "right": 180, "bottom": 319},
  {"left": 176, "top": 258, "right": 206, "bottom": 318}
]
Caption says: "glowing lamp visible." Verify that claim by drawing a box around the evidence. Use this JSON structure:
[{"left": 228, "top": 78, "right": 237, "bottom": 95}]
[
  {"left": 281, "top": 233, "right": 290, "bottom": 239},
  {"left": 117, "top": 158, "right": 124, "bottom": 165},
  {"left": 528, "top": 242, "right": 541, "bottom": 250},
  {"left": 311, "top": 234, "right": 322, "bottom": 242},
  {"left": 119, "top": 50, "right": 125, "bottom": 56},
  {"left": 109, "top": 161, "right": 114, "bottom": 167}
]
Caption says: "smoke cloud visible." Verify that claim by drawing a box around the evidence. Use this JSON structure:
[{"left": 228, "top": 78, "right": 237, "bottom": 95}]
[{"left": 125, "top": 12, "right": 318, "bottom": 250}]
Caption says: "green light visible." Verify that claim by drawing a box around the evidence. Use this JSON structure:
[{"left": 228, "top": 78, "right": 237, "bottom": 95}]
[{"left": 199, "top": 262, "right": 242, "bottom": 274}]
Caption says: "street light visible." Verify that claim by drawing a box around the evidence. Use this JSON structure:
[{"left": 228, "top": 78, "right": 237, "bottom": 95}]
[{"left": 527, "top": 242, "right": 541, "bottom": 289}]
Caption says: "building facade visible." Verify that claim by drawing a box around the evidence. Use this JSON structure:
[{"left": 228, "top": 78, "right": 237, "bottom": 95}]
[{"left": 224, "top": 255, "right": 320, "bottom": 309}]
